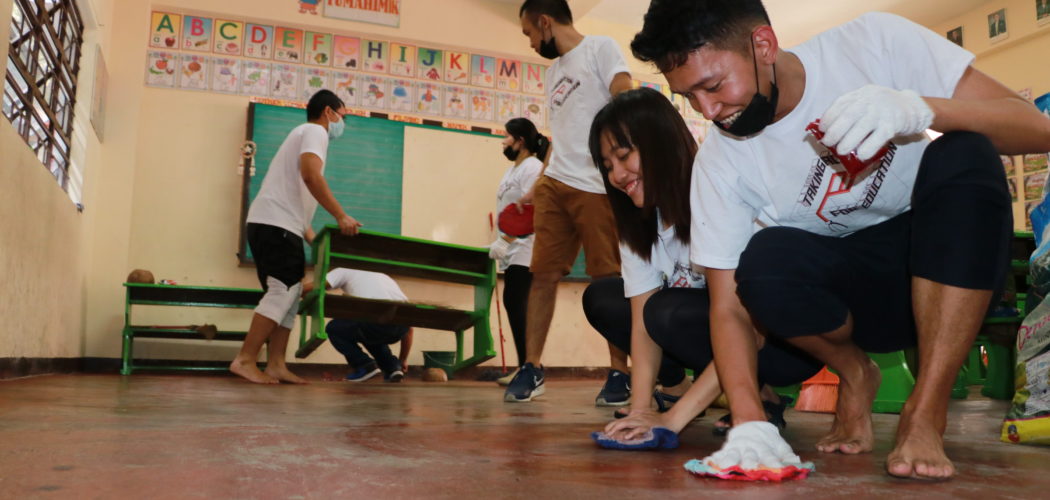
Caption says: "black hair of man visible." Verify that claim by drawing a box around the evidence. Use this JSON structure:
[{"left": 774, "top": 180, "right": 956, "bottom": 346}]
[
  {"left": 306, "top": 89, "right": 345, "bottom": 121},
  {"left": 632, "top": 0, "right": 771, "bottom": 73},
  {"left": 519, "top": 0, "right": 573, "bottom": 24}
]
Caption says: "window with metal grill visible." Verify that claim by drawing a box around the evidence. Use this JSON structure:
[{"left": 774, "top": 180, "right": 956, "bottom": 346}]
[{"left": 3, "top": 0, "right": 84, "bottom": 190}]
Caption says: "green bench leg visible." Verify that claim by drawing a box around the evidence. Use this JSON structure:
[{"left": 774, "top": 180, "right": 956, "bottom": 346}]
[
  {"left": 121, "top": 327, "right": 133, "bottom": 375},
  {"left": 951, "top": 368, "right": 970, "bottom": 399},
  {"left": 870, "top": 351, "right": 915, "bottom": 414},
  {"left": 981, "top": 341, "right": 1016, "bottom": 400},
  {"left": 965, "top": 342, "right": 988, "bottom": 385}
]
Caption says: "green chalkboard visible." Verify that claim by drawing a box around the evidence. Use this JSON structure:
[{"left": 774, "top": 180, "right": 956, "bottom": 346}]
[{"left": 239, "top": 102, "right": 590, "bottom": 280}]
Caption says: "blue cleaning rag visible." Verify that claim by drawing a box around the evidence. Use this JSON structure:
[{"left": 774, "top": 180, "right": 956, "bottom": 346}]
[{"left": 591, "top": 427, "right": 679, "bottom": 450}]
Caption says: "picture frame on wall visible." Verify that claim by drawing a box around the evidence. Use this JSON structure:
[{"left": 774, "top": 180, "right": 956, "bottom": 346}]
[
  {"left": 988, "top": 8, "right": 1008, "bottom": 42},
  {"left": 1039, "top": 0, "right": 1050, "bottom": 26},
  {"left": 946, "top": 26, "right": 963, "bottom": 46}
]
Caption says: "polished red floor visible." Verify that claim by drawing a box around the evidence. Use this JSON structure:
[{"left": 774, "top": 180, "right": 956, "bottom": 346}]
[{"left": 0, "top": 374, "right": 1047, "bottom": 499}]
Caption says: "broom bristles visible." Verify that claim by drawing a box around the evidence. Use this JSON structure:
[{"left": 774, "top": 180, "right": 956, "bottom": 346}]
[{"left": 795, "top": 367, "right": 840, "bottom": 413}]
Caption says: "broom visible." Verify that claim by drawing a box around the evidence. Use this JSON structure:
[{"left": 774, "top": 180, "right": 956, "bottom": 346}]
[{"left": 794, "top": 367, "right": 839, "bottom": 413}]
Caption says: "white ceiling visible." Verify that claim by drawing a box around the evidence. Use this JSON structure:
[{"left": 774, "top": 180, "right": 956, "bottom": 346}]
[{"left": 492, "top": 0, "right": 990, "bottom": 47}]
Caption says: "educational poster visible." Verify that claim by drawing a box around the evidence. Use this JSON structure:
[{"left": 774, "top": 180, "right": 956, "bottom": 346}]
[
  {"left": 496, "top": 59, "right": 521, "bottom": 92},
  {"left": 362, "top": 40, "right": 389, "bottom": 73},
  {"left": 1003, "top": 155, "right": 1016, "bottom": 176},
  {"left": 946, "top": 26, "right": 963, "bottom": 47},
  {"left": 212, "top": 19, "right": 244, "bottom": 55},
  {"left": 444, "top": 51, "right": 469, "bottom": 83},
  {"left": 1041, "top": 0, "right": 1050, "bottom": 25},
  {"left": 144, "top": 51, "right": 178, "bottom": 87},
  {"left": 389, "top": 79, "right": 415, "bottom": 112},
  {"left": 390, "top": 43, "right": 416, "bottom": 77},
  {"left": 1025, "top": 171, "right": 1048, "bottom": 201},
  {"left": 244, "top": 24, "right": 274, "bottom": 59},
  {"left": 331, "top": 71, "right": 360, "bottom": 106},
  {"left": 522, "top": 63, "right": 545, "bottom": 95},
  {"left": 496, "top": 93, "right": 520, "bottom": 123},
  {"left": 301, "top": 67, "right": 330, "bottom": 101},
  {"left": 443, "top": 85, "right": 468, "bottom": 119},
  {"left": 687, "top": 119, "right": 710, "bottom": 143},
  {"left": 639, "top": 81, "right": 662, "bottom": 93},
  {"left": 1009, "top": 177, "right": 1019, "bottom": 202},
  {"left": 178, "top": 53, "right": 209, "bottom": 90},
  {"left": 333, "top": 36, "right": 361, "bottom": 70},
  {"left": 304, "top": 32, "right": 333, "bottom": 66},
  {"left": 271, "top": 63, "right": 301, "bottom": 98},
  {"left": 470, "top": 88, "right": 494, "bottom": 122},
  {"left": 418, "top": 48, "right": 442, "bottom": 81},
  {"left": 1024, "top": 153, "right": 1049, "bottom": 173},
  {"left": 521, "top": 95, "right": 545, "bottom": 128},
  {"left": 181, "top": 16, "right": 212, "bottom": 52},
  {"left": 362, "top": 75, "right": 389, "bottom": 109},
  {"left": 210, "top": 57, "right": 242, "bottom": 93},
  {"left": 240, "top": 61, "right": 271, "bottom": 96},
  {"left": 416, "top": 82, "right": 441, "bottom": 116},
  {"left": 471, "top": 54, "right": 495, "bottom": 88},
  {"left": 274, "top": 27, "right": 304, "bottom": 63},
  {"left": 149, "top": 12, "right": 181, "bottom": 49}
]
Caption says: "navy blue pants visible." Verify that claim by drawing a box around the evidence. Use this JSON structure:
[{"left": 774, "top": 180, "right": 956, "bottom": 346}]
[
  {"left": 326, "top": 319, "right": 408, "bottom": 373},
  {"left": 736, "top": 132, "right": 1012, "bottom": 352},
  {"left": 583, "top": 278, "right": 822, "bottom": 387}
]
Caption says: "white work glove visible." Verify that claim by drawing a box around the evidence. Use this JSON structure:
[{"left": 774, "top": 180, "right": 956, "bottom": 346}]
[
  {"left": 819, "top": 84, "right": 934, "bottom": 162},
  {"left": 705, "top": 421, "right": 803, "bottom": 470},
  {"left": 488, "top": 237, "right": 511, "bottom": 260}
]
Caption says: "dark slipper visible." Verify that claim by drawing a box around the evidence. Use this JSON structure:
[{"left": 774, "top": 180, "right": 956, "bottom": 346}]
[{"left": 712, "top": 396, "right": 793, "bottom": 436}]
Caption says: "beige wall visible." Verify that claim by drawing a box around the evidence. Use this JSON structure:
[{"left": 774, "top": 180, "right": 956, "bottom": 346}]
[{"left": 0, "top": 0, "right": 113, "bottom": 359}]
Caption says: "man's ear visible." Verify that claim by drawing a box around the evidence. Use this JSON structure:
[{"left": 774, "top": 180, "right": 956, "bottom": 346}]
[{"left": 752, "top": 25, "right": 779, "bottom": 65}]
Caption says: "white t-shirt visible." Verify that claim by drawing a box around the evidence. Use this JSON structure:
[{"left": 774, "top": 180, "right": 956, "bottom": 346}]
[
  {"left": 621, "top": 218, "right": 707, "bottom": 298},
  {"left": 246, "top": 123, "right": 329, "bottom": 237},
  {"left": 690, "top": 13, "right": 974, "bottom": 270},
  {"left": 545, "top": 35, "right": 629, "bottom": 194},
  {"left": 496, "top": 156, "right": 544, "bottom": 270},
  {"left": 326, "top": 268, "right": 408, "bottom": 302}
]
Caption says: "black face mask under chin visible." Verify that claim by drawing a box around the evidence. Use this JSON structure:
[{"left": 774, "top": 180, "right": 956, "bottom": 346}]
[
  {"left": 714, "top": 39, "right": 780, "bottom": 137},
  {"left": 538, "top": 25, "right": 559, "bottom": 59},
  {"left": 503, "top": 146, "right": 519, "bottom": 162}
]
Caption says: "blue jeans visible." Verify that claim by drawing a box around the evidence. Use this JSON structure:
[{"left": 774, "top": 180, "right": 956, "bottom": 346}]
[{"left": 326, "top": 319, "right": 408, "bottom": 373}]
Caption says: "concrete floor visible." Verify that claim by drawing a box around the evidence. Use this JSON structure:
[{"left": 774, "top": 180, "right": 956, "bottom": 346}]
[{"left": 0, "top": 374, "right": 1048, "bottom": 499}]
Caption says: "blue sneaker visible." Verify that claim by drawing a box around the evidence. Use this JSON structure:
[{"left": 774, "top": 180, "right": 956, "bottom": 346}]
[
  {"left": 345, "top": 365, "right": 381, "bottom": 382},
  {"left": 504, "top": 362, "right": 545, "bottom": 402},
  {"left": 595, "top": 370, "right": 630, "bottom": 407}
]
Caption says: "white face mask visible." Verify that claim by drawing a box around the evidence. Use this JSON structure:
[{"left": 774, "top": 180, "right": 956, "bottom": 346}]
[{"left": 328, "top": 114, "right": 345, "bottom": 140}]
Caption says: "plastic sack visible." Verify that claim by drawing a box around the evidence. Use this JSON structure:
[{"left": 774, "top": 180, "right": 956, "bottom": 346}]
[{"left": 1002, "top": 195, "right": 1050, "bottom": 445}]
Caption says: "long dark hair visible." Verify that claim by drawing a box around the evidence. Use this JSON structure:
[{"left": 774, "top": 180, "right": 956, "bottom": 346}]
[
  {"left": 505, "top": 117, "right": 551, "bottom": 160},
  {"left": 588, "top": 87, "right": 697, "bottom": 261}
]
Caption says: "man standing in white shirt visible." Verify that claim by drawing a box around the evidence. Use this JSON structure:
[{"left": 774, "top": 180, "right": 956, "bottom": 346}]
[
  {"left": 633, "top": 0, "right": 1050, "bottom": 480},
  {"left": 230, "top": 90, "right": 363, "bottom": 384},
  {"left": 505, "top": 0, "right": 634, "bottom": 405}
]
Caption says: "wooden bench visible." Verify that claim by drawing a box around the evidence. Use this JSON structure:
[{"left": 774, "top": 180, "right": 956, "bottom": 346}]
[
  {"left": 296, "top": 226, "right": 496, "bottom": 374},
  {"left": 120, "top": 283, "right": 263, "bottom": 375}
]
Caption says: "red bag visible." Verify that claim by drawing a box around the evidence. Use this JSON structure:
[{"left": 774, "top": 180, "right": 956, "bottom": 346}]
[{"left": 498, "top": 203, "right": 535, "bottom": 237}]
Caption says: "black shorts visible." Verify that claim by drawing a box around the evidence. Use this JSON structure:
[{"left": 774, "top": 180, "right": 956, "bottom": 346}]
[
  {"left": 734, "top": 132, "right": 1011, "bottom": 353},
  {"left": 246, "top": 223, "right": 305, "bottom": 289}
]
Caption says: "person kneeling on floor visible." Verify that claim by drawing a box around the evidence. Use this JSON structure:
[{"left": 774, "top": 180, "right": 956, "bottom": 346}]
[{"left": 305, "top": 268, "right": 414, "bottom": 383}]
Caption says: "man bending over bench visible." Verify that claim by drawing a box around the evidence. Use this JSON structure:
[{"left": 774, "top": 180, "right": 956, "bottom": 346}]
[
  {"left": 231, "top": 89, "right": 363, "bottom": 384},
  {"left": 305, "top": 268, "right": 414, "bottom": 383}
]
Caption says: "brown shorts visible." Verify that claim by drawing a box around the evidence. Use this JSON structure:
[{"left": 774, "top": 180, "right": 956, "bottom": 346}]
[{"left": 530, "top": 176, "right": 620, "bottom": 277}]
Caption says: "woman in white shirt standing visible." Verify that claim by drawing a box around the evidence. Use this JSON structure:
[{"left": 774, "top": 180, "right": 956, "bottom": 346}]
[
  {"left": 489, "top": 118, "right": 549, "bottom": 385},
  {"left": 586, "top": 88, "right": 822, "bottom": 442}
]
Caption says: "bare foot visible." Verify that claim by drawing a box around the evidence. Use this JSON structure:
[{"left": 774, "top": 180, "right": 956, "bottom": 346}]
[
  {"left": 229, "top": 358, "right": 278, "bottom": 384},
  {"left": 816, "top": 358, "right": 880, "bottom": 454},
  {"left": 886, "top": 410, "right": 954, "bottom": 479},
  {"left": 265, "top": 365, "right": 309, "bottom": 384}
]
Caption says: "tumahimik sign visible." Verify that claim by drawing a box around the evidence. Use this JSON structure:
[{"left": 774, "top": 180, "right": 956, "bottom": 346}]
[{"left": 323, "top": 0, "right": 401, "bottom": 28}]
